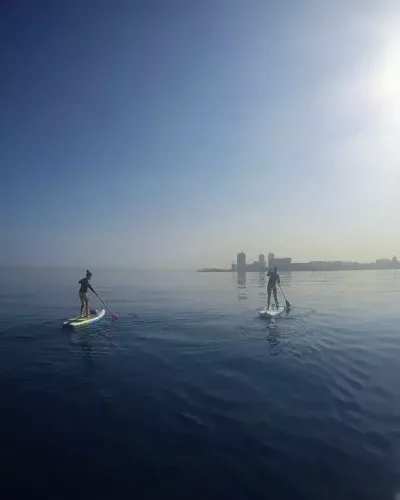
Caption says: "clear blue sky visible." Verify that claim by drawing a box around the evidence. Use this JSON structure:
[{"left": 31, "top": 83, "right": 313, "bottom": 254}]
[{"left": 1, "top": 0, "right": 399, "bottom": 268}]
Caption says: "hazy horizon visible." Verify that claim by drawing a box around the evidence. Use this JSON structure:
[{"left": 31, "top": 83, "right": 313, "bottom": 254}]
[
  {"left": 0, "top": 251, "right": 397, "bottom": 272},
  {"left": 2, "top": 1, "right": 400, "bottom": 269}
]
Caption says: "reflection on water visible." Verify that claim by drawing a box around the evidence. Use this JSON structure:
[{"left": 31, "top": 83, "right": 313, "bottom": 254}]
[
  {"left": 237, "top": 272, "right": 247, "bottom": 299},
  {"left": 258, "top": 271, "right": 267, "bottom": 299},
  {"left": 64, "top": 328, "right": 93, "bottom": 357},
  {"left": 77, "top": 333, "right": 93, "bottom": 358},
  {"left": 237, "top": 272, "right": 246, "bottom": 288},
  {"left": 266, "top": 324, "right": 282, "bottom": 355},
  {"left": 279, "top": 270, "right": 293, "bottom": 285}
]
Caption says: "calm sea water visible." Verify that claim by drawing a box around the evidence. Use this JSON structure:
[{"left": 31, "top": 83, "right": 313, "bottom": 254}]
[{"left": 0, "top": 267, "right": 399, "bottom": 500}]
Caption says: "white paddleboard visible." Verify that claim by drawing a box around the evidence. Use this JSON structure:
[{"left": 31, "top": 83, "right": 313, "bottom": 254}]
[
  {"left": 259, "top": 306, "right": 285, "bottom": 318},
  {"left": 63, "top": 309, "right": 106, "bottom": 328}
]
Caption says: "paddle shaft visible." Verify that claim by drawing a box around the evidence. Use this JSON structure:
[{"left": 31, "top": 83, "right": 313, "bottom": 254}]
[
  {"left": 94, "top": 291, "right": 118, "bottom": 319},
  {"left": 278, "top": 283, "right": 291, "bottom": 308}
]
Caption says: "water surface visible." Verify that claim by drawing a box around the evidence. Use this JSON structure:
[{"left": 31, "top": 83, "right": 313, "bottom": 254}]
[{"left": 0, "top": 268, "right": 399, "bottom": 499}]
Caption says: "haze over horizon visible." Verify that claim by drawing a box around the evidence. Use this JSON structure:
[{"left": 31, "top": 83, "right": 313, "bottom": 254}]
[{"left": 2, "top": 0, "right": 400, "bottom": 269}]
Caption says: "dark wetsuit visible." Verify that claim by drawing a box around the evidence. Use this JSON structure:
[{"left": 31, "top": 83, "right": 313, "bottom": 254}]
[
  {"left": 79, "top": 278, "right": 93, "bottom": 294},
  {"left": 78, "top": 277, "right": 94, "bottom": 316},
  {"left": 267, "top": 270, "right": 280, "bottom": 289},
  {"left": 267, "top": 270, "right": 280, "bottom": 308}
]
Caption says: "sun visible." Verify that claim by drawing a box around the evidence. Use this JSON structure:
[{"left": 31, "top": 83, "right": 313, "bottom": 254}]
[{"left": 370, "top": 29, "right": 400, "bottom": 135}]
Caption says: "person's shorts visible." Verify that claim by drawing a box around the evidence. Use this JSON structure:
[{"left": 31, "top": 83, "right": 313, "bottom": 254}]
[{"left": 79, "top": 292, "right": 88, "bottom": 302}]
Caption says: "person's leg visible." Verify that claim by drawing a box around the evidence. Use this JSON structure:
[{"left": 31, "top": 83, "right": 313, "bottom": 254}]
[
  {"left": 84, "top": 295, "right": 89, "bottom": 317},
  {"left": 267, "top": 286, "right": 271, "bottom": 309},
  {"left": 273, "top": 286, "right": 279, "bottom": 308},
  {"left": 79, "top": 293, "right": 84, "bottom": 316}
]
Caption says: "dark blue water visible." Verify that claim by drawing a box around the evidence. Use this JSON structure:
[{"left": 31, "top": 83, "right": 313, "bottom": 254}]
[{"left": 1, "top": 268, "right": 400, "bottom": 499}]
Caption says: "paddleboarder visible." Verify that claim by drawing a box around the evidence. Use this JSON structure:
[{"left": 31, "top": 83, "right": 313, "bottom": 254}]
[
  {"left": 267, "top": 267, "right": 280, "bottom": 310},
  {"left": 78, "top": 270, "right": 95, "bottom": 317}
]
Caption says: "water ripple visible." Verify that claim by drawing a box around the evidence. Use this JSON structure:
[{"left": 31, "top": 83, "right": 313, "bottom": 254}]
[{"left": 0, "top": 269, "right": 400, "bottom": 499}]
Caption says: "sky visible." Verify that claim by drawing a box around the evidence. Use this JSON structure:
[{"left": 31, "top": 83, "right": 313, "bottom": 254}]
[{"left": 1, "top": 0, "right": 400, "bottom": 269}]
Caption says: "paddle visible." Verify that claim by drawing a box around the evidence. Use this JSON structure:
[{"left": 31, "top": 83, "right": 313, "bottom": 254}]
[
  {"left": 278, "top": 283, "right": 291, "bottom": 310},
  {"left": 94, "top": 291, "right": 118, "bottom": 320}
]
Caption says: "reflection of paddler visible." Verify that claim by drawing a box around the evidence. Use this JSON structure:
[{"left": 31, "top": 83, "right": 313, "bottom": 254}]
[{"left": 267, "top": 267, "right": 280, "bottom": 309}]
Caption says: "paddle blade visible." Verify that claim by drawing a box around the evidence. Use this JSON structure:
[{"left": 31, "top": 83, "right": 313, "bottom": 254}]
[{"left": 111, "top": 314, "right": 118, "bottom": 320}]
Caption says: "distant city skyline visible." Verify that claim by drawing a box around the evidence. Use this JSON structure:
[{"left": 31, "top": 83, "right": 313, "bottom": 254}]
[
  {"left": 198, "top": 251, "right": 399, "bottom": 272},
  {"left": 231, "top": 251, "right": 399, "bottom": 266}
]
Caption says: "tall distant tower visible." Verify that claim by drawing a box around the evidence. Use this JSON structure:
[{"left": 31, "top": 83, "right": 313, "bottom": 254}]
[
  {"left": 237, "top": 252, "right": 246, "bottom": 273},
  {"left": 259, "top": 254, "right": 266, "bottom": 268},
  {"left": 268, "top": 252, "right": 275, "bottom": 268}
]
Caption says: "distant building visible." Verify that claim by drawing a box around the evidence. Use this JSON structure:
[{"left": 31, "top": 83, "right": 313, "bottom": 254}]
[
  {"left": 268, "top": 253, "right": 275, "bottom": 267},
  {"left": 376, "top": 256, "right": 399, "bottom": 269},
  {"left": 237, "top": 252, "right": 246, "bottom": 272},
  {"left": 340, "top": 261, "right": 359, "bottom": 269},
  {"left": 376, "top": 258, "right": 390, "bottom": 267},
  {"left": 309, "top": 261, "right": 343, "bottom": 270},
  {"left": 291, "top": 262, "right": 311, "bottom": 271},
  {"left": 274, "top": 257, "right": 292, "bottom": 270},
  {"left": 247, "top": 260, "right": 261, "bottom": 271},
  {"left": 259, "top": 254, "right": 266, "bottom": 268},
  {"left": 269, "top": 253, "right": 292, "bottom": 270},
  {"left": 231, "top": 262, "right": 237, "bottom": 271}
]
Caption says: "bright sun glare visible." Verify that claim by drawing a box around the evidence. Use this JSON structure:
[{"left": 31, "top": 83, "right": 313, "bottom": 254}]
[{"left": 371, "top": 29, "right": 400, "bottom": 138}]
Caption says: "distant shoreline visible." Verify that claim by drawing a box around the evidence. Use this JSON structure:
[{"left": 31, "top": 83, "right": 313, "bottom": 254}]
[{"left": 197, "top": 265, "right": 400, "bottom": 273}]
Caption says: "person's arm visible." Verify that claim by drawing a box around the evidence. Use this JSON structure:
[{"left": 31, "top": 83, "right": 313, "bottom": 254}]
[
  {"left": 78, "top": 279, "right": 84, "bottom": 284},
  {"left": 267, "top": 270, "right": 271, "bottom": 277},
  {"left": 88, "top": 283, "right": 96, "bottom": 293},
  {"left": 278, "top": 275, "right": 281, "bottom": 284}
]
